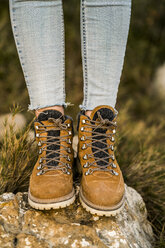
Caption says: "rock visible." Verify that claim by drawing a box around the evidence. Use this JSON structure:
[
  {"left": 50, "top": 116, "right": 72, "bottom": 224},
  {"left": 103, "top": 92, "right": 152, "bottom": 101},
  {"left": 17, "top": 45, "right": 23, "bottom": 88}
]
[
  {"left": 0, "top": 185, "right": 154, "bottom": 248},
  {"left": 0, "top": 113, "right": 26, "bottom": 140}
]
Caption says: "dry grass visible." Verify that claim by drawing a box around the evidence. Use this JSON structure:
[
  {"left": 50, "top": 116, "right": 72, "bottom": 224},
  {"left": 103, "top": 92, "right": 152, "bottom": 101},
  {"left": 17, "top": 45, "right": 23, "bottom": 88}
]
[
  {"left": 116, "top": 101, "right": 165, "bottom": 246},
  {"left": 0, "top": 107, "right": 37, "bottom": 194}
]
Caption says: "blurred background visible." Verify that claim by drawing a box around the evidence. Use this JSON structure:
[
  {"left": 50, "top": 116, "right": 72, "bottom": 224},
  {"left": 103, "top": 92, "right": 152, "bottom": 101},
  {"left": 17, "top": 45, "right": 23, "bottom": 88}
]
[{"left": 0, "top": 0, "right": 165, "bottom": 246}]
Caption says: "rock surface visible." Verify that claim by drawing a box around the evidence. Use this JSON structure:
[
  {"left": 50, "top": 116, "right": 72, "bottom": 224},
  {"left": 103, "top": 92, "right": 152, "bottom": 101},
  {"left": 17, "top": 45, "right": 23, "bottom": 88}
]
[{"left": 0, "top": 185, "right": 154, "bottom": 248}]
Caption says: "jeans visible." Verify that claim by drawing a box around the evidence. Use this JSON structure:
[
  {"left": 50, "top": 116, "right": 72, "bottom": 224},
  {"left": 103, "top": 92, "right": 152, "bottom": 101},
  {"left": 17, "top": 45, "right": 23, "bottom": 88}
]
[{"left": 9, "top": 0, "right": 131, "bottom": 111}]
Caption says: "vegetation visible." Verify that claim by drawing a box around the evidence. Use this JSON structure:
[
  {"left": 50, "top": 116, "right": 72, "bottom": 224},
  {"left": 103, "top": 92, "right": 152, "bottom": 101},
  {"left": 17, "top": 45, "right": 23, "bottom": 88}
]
[
  {"left": 0, "top": 107, "right": 37, "bottom": 193},
  {"left": 0, "top": 0, "right": 164, "bottom": 246}
]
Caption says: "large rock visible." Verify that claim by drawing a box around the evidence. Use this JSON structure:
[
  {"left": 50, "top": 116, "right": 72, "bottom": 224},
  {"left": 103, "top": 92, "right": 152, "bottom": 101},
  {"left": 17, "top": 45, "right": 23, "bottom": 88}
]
[{"left": 0, "top": 185, "right": 154, "bottom": 248}]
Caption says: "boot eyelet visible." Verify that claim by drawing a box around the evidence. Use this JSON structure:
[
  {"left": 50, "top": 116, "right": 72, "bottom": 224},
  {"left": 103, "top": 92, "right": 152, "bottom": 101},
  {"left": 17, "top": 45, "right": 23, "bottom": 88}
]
[
  {"left": 111, "top": 137, "right": 115, "bottom": 142},
  {"left": 67, "top": 139, "right": 72, "bottom": 144},
  {"left": 111, "top": 170, "right": 118, "bottom": 176},
  {"left": 80, "top": 136, "right": 85, "bottom": 141},
  {"left": 81, "top": 127, "right": 84, "bottom": 131},
  {"left": 67, "top": 156, "right": 71, "bottom": 161},
  {"left": 85, "top": 168, "right": 93, "bottom": 176},
  {"left": 62, "top": 168, "right": 70, "bottom": 174},
  {"left": 62, "top": 168, "right": 67, "bottom": 174},
  {"left": 37, "top": 165, "right": 42, "bottom": 170},
  {"left": 81, "top": 144, "right": 86, "bottom": 150},
  {"left": 68, "top": 131, "right": 72, "bottom": 135},
  {"left": 113, "top": 129, "right": 116, "bottom": 134},
  {"left": 67, "top": 123, "right": 71, "bottom": 127},
  {"left": 83, "top": 154, "right": 88, "bottom": 160},
  {"left": 37, "top": 170, "right": 44, "bottom": 176},
  {"left": 67, "top": 148, "right": 71, "bottom": 153},
  {"left": 111, "top": 145, "right": 114, "bottom": 151},
  {"left": 112, "top": 163, "right": 116, "bottom": 168},
  {"left": 36, "top": 133, "right": 40, "bottom": 138},
  {"left": 36, "top": 125, "right": 39, "bottom": 130},
  {"left": 66, "top": 164, "right": 71, "bottom": 169},
  {"left": 39, "top": 148, "right": 42, "bottom": 154},
  {"left": 112, "top": 155, "right": 115, "bottom": 161},
  {"left": 38, "top": 141, "right": 42, "bottom": 147},
  {"left": 83, "top": 162, "right": 89, "bottom": 168},
  {"left": 82, "top": 119, "right": 86, "bottom": 124},
  {"left": 39, "top": 158, "right": 43, "bottom": 163}
]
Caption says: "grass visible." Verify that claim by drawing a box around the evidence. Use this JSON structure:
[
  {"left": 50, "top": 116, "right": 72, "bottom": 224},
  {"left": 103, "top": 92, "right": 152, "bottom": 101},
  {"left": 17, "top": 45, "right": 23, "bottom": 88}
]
[
  {"left": 116, "top": 100, "right": 165, "bottom": 246},
  {"left": 0, "top": 107, "right": 37, "bottom": 193}
]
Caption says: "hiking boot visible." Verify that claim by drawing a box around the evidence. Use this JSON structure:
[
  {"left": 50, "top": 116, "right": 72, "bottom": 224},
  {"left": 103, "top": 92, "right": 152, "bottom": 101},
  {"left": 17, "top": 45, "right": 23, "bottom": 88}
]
[
  {"left": 28, "top": 110, "right": 75, "bottom": 210},
  {"left": 77, "top": 105, "right": 125, "bottom": 216}
]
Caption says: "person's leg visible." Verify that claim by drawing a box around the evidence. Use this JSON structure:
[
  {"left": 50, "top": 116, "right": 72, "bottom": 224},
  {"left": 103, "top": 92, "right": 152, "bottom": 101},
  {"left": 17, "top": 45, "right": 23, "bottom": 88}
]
[
  {"left": 80, "top": 0, "right": 131, "bottom": 114},
  {"left": 9, "top": 0, "right": 75, "bottom": 210},
  {"left": 78, "top": 0, "right": 132, "bottom": 216},
  {"left": 9, "top": 0, "right": 66, "bottom": 115}
]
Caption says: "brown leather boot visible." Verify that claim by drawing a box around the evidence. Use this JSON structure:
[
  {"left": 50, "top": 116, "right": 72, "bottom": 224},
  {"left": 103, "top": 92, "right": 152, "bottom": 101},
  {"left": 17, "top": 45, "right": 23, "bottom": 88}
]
[
  {"left": 77, "top": 105, "right": 125, "bottom": 216},
  {"left": 28, "top": 110, "right": 75, "bottom": 210}
]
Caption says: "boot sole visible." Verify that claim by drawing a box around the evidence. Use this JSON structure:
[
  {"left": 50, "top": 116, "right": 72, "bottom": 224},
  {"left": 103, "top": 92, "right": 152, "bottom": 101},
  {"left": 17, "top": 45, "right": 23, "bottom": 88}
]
[
  {"left": 79, "top": 187, "right": 125, "bottom": 216},
  {"left": 28, "top": 188, "right": 75, "bottom": 210}
]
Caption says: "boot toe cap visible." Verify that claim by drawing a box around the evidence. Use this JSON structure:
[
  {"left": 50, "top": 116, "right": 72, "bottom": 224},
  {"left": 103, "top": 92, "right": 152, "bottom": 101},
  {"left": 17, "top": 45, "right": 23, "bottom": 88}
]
[
  {"left": 81, "top": 176, "right": 125, "bottom": 208},
  {"left": 29, "top": 173, "right": 73, "bottom": 200}
]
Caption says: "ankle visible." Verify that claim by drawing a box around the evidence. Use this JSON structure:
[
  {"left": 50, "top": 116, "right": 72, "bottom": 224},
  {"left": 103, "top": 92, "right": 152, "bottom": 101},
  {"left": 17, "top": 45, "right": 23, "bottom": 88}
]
[
  {"left": 85, "top": 110, "right": 92, "bottom": 117},
  {"left": 35, "top": 105, "right": 64, "bottom": 118}
]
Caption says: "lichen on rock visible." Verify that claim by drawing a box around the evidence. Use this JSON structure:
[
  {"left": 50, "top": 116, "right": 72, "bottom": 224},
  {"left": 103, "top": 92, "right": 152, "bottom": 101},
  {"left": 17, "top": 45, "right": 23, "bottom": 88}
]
[{"left": 0, "top": 185, "right": 154, "bottom": 248}]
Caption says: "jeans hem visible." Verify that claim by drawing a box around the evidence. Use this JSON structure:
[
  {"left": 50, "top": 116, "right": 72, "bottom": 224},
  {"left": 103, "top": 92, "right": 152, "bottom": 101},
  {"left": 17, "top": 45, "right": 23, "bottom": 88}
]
[{"left": 28, "top": 102, "right": 73, "bottom": 111}]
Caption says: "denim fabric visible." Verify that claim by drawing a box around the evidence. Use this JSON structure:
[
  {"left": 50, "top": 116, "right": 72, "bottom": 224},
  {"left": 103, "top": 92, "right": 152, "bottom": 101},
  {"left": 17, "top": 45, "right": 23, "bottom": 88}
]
[
  {"left": 80, "top": 0, "right": 131, "bottom": 110},
  {"left": 9, "top": 0, "right": 66, "bottom": 110},
  {"left": 9, "top": 0, "right": 131, "bottom": 110}
]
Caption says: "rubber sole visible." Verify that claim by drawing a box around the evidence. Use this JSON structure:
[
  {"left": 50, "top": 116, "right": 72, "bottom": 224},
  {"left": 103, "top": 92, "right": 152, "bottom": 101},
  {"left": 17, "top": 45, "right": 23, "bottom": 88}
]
[
  {"left": 28, "top": 191, "right": 76, "bottom": 210},
  {"left": 79, "top": 190, "right": 125, "bottom": 216}
]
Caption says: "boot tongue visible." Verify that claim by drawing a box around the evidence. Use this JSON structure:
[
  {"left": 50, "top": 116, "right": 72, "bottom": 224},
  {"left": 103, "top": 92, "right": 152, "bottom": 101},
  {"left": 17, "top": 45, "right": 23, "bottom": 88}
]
[
  {"left": 37, "top": 109, "right": 65, "bottom": 123},
  {"left": 89, "top": 106, "right": 116, "bottom": 167},
  {"left": 90, "top": 105, "right": 115, "bottom": 122},
  {"left": 37, "top": 110, "right": 65, "bottom": 167}
]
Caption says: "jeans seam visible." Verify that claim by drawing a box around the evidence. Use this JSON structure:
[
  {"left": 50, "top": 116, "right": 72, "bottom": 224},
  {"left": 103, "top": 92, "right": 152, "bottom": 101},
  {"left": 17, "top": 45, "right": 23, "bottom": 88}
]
[
  {"left": 9, "top": 0, "right": 47, "bottom": 108},
  {"left": 81, "top": 0, "right": 88, "bottom": 109},
  {"left": 9, "top": 1, "right": 31, "bottom": 96},
  {"left": 61, "top": 1, "right": 66, "bottom": 103},
  {"left": 9, "top": 0, "right": 66, "bottom": 110},
  {"left": 85, "top": 1, "right": 131, "bottom": 7}
]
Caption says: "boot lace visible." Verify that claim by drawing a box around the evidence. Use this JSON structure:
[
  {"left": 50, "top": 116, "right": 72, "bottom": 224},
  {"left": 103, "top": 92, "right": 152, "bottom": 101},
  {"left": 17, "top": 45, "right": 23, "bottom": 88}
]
[
  {"left": 36, "top": 116, "right": 72, "bottom": 176},
  {"left": 80, "top": 112, "right": 118, "bottom": 176}
]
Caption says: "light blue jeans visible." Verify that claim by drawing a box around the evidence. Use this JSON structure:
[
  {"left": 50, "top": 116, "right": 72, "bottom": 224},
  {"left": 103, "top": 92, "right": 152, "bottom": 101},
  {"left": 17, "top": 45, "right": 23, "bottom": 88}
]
[{"left": 9, "top": 0, "right": 131, "bottom": 111}]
